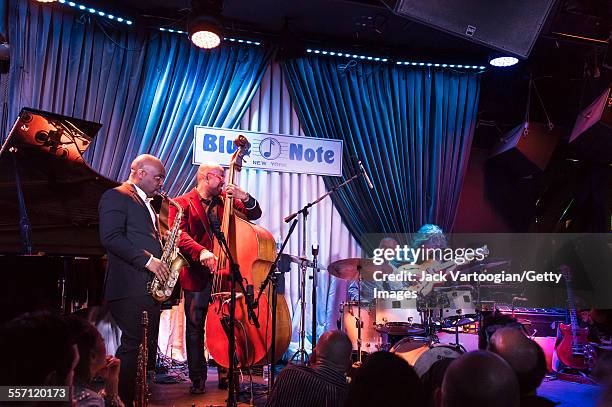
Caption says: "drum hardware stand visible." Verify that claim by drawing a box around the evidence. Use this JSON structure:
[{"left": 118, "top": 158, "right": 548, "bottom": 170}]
[
  {"left": 209, "top": 216, "right": 260, "bottom": 407},
  {"left": 289, "top": 212, "right": 310, "bottom": 365},
  {"left": 283, "top": 169, "right": 370, "bottom": 365},
  {"left": 472, "top": 259, "right": 490, "bottom": 343},
  {"left": 255, "top": 218, "right": 299, "bottom": 388},
  {"left": 311, "top": 244, "right": 320, "bottom": 349}
]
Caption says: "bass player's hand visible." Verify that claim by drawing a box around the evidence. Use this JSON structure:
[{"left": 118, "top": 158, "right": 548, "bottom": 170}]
[{"left": 200, "top": 249, "right": 217, "bottom": 270}]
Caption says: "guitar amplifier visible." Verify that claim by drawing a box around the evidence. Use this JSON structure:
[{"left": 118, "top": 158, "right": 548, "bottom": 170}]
[{"left": 496, "top": 305, "right": 566, "bottom": 337}]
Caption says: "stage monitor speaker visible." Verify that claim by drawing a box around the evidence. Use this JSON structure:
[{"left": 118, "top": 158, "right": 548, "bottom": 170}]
[
  {"left": 393, "top": 0, "right": 557, "bottom": 58},
  {"left": 569, "top": 87, "right": 612, "bottom": 163},
  {"left": 489, "top": 121, "right": 560, "bottom": 176}
]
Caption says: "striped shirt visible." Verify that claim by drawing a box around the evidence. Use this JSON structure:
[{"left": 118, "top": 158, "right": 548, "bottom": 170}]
[{"left": 265, "top": 363, "right": 349, "bottom": 407}]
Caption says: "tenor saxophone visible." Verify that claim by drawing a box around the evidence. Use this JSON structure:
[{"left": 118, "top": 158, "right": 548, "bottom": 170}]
[
  {"left": 135, "top": 311, "right": 148, "bottom": 407},
  {"left": 149, "top": 193, "right": 188, "bottom": 302}
]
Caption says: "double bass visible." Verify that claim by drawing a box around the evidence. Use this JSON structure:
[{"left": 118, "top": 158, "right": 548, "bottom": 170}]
[{"left": 205, "top": 135, "right": 291, "bottom": 368}]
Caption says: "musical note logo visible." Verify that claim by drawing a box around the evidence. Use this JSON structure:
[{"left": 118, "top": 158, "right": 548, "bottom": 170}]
[{"left": 258, "top": 137, "right": 282, "bottom": 160}]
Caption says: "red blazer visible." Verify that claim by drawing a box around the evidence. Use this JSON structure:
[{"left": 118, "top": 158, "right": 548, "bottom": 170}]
[{"left": 168, "top": 188, "right": 262, "bottom": 292}]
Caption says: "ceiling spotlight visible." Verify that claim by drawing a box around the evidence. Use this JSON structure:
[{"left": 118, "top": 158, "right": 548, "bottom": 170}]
[
  {"left": 36, "top": 0, "right": 57, "bottom": 2},
  {"left": 189, "top": 16, "right": 222, "bottom": 49},
  {"left": 489, "top": 56, "right": 519, "bottom": 67}
]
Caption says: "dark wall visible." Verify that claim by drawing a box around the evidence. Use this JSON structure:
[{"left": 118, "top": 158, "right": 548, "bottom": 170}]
[
  {"left": 454, "top": 146, "right": 612, "bottom": 233},
  {"left": 454, "top": 148, "right": 514, "bottom": 233}
]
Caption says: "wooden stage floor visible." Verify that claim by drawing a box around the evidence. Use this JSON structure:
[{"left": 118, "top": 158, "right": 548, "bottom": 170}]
[
  {"left": 149, "top": 368, "right": 269, "bottom": 407},
  {"left": 147, "top": 365, "right": 601, "bottom": 407}
]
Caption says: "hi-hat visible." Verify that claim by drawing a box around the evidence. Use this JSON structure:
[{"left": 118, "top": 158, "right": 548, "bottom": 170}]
[{"left": 327, "top": 258, "right": 393, "bottom": 281}]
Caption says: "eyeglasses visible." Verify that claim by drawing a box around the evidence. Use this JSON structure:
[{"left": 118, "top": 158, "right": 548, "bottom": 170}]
[
  {"left": 207, "top": 173, "right": 224, "bottom": 182},
  {"left": 139, "top": 169, "right": 165, "bottom": 182}
]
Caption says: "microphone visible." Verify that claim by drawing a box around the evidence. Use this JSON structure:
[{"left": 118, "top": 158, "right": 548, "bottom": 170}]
[
  {"left": 246, "top": 284, "right": 254, "bottom": 310},
  {"left": 358, "top": 160, "right": 374, "bottom": 190},
  {"left": 245, "top": 284, "right": 260, "bottom": 327}
]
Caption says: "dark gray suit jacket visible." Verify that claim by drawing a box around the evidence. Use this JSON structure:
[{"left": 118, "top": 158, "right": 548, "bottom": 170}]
[{"left": 99, "top": 182, "right": 162, "bottom": 301}]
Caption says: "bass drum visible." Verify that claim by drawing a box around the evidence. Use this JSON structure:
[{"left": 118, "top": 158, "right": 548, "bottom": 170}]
[{"left": 390, "top": 337, "right": 463, "bottom": 377}]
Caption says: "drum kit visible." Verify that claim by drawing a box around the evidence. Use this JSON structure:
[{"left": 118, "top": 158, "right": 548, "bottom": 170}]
[
  {"left": 327, "top": 257, "right": 509, "bottom": 376},
  {"left": 282, "top": 251, "right": 511, "bottom": 377}
]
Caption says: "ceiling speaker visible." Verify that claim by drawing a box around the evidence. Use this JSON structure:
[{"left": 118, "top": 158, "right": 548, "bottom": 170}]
[
  {"left": 490, "top": 121, "right": 560, "bottom": 176},
  {"left": 569, "top": 87, "right": 612, "bottom": 163},
  {"left": 393, "top": 0, "right": 557, "bottom": 58}
]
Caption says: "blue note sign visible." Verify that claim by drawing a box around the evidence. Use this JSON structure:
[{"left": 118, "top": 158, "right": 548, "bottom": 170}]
[{"left": 193, "top": 126, "right": 343, "bottom": 176}]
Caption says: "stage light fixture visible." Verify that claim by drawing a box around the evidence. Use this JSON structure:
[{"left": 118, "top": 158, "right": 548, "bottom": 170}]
[
  {"left": 489, "top": 56, "right": 519, "bottom": 67},
  {"left": 189, "top": 16, "right": 222, "bottom": 49},
  {"left": 159, "top": 28, "right": 261, "bottom": 46},
  {"left": 36, "top": 0, "right": 57, "bottom": 3}
]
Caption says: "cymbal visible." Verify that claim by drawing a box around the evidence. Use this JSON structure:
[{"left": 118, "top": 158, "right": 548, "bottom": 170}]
[
  {"left": 459, "top": 258, "right": 510, "bottom": 273},
  {"left": 327, "top": 258, "right": 393, "bottom": 281},
  {"left": 284, "top": 254, "right": 326, "bottom": 270}
]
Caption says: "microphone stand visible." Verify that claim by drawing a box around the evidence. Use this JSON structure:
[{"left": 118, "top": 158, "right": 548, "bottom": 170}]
[
  {"left": 209, "top": 216, "right": 259, "bottom": 407},
  {"left": 281, "top": 170, "right": 369, "bottom": 364},
  {"left": 254, "top": 218, "right": 299, "bottom": 388},
  {"left": 9, "top": 147, "right": 33, "bottom": 255}
]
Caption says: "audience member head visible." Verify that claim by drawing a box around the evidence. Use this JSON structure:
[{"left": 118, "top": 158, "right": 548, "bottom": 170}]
[
  {"left": 488, "top": 327, "right": 547, "bottom": 396},
  {"left": 439, "top": 350, "right": 519, "bottom": 407},
  {"left": 478, "top": 311, "right": 524, "bottom": 349},
  {"left": 421, "top": 358, "right": 454, "bottom": 407},
  {"left": 128, "top": 154, "right": 166, "bottom": 197},
  {"left": 0, "top": 312, "right": 78, "bottom": 386},
  {"left": 345, "top": 351, "right": 426, "bottom": 407},
  {"left": 594, "top": 349, "right": 612, "bottom": 386},
  {"left": 68, "top": 316, "right": 108, "bottom": 383},
  {"left": 310, "top": 330, "right": 352, "bottom": 373}
]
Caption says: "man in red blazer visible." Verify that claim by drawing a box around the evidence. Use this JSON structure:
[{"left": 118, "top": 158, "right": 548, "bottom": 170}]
[{"left": 168, "top": 162, "right": 261, "bottom": 394}]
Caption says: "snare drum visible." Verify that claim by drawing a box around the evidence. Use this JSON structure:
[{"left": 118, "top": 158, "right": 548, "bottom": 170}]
[
  {"left": 390, "top": 337, "right": 463, "bottom": 377},
  {"left": 339, "top": 301, "right": 379, "bottom": 352}
]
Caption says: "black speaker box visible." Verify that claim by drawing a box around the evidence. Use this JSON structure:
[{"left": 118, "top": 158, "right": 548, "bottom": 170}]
[
  {"left": 569, "top": 87, "right": 612, "bottom": 164},
  {"left": 392, "top": 0, "right": 556, "bottom": 58},
  {"left": 489, "top": 121, "right": 560, "bottom": 176}
]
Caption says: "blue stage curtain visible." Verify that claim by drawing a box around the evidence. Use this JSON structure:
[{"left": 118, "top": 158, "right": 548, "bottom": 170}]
[
  {"left": 282, "top": 57, "right": 480, "bottom": 237},
  {"left": 109, "top": 35, "right": 271, "bottom": 195},
  {"left": 6, "top": 0, "right": 270, "bottom": 194}
]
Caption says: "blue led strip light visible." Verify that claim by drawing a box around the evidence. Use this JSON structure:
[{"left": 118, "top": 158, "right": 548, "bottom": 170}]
[
  {"left": 396, "top": 61, "right": 486, "bottom": 70},
  {"left": 305, "top": 48, "right": 484, "bottom": 69},
  {"left": 57, "top": 0, "right": 133, "bottom": 25},
  {"left": 158, "top": 28, "right": 261, "bottom": 46},
  {"left": 306, "top": 48, "right": 388, "bottom": 62}
]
